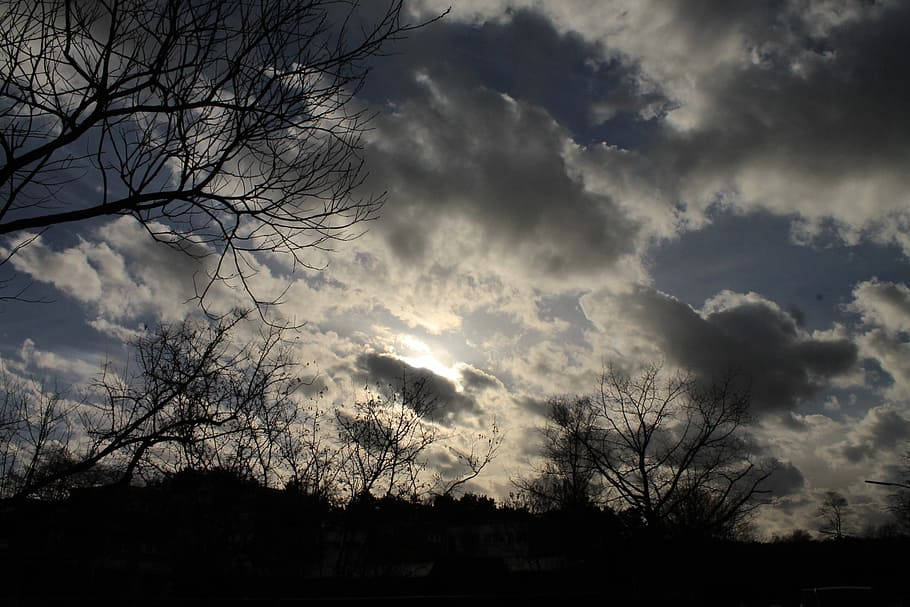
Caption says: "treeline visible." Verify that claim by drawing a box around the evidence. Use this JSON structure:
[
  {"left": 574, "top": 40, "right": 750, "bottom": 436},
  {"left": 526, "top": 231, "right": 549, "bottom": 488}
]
[
  {"left": 2, "top": 315, "right": 910, "bottom": 601},
  {"left": 0, "top": 313, "right": 501, "bottom": 505},
  {"left": 0, "top": 319, "right": 737, "bottom": 531},
  {"left": 3, "top": 314, "right": 909, "bottom": 540}
]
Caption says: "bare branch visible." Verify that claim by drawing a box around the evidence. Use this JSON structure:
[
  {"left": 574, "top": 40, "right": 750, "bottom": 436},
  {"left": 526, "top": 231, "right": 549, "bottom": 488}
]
[
  {"left": 522, "top": 363, "right": 768, "bottom": 538},
  {"left": 0, "top": 0, "right": 440, "bottom": 311}
]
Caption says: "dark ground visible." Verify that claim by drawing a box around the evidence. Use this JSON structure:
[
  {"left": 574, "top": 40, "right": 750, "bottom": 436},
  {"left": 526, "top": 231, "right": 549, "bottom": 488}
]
[{"left": 1, "top": 477, "right": 907, "bottom": 605}]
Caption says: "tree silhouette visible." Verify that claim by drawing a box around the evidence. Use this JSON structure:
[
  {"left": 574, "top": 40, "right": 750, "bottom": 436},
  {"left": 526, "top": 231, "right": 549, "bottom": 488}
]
[
  {"left": 0, "top": 0, "right": 439, "bottom": 310},
  {"left": 867, "top": 450, "right": 910, "bottom": 534},
  {"left": 277, "top": 398, "right": 344, "bottom": 505},
  {"left": 4, "top": 325, "right": 501, "bottom": 505},
  {"left": 435, "top": 418, "right": 502, "bottom": 498},
  {"left": 815, "top": 490, "right": 849, "bottom": 539},
  {"left": 530, "top": 364, "right": 771, "bottom": 537},
  {"left": 8, "top": 311, "right": 304, "bottom": 499},
  {"left": 0, "top": 371, "right": 74, "bottom": 498},
  {"left": 513, "top": 395, "right": 603, "bottom": 513}
]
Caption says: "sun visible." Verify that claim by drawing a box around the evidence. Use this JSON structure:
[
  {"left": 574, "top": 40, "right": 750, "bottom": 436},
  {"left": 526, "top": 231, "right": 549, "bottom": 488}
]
[{"left": 396, "top": 334, "right": 463, "bottom": 390}]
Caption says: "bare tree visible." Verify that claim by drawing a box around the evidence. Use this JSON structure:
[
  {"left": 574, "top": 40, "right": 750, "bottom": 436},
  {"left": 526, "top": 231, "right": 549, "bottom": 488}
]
[
  {"left": 866, "top": 450, "right": 910, "bottom": 534},
  {"left": 0, "top": 0, "right": 439, "bottom": 309},
  {"left": 892, "top": 454, "right": 910, "bottom": 533},
  {"left": 335, "top": 372, "right": 441, "bottom": 503},
  {"left": 0, "top": 369, "right": 72, "bottom": 498},
  {"left": 10, "top": 311, "right": 304, "bottom": 499},
  {"left": 6, "top": 325, "right": 501, "bottom": 505},
  {"left": 0, "top": 369, "right": 125, "bottom": 499},
  {"left": 531, "top": 364, "right": 772, "bottom": 537},
  {"left": 816, "top": 490, "right": 849, "bottom": 539},
  {"left": 276, "top": 398, "right": 344, "bottom": 504},
  {"left": 513, "top": 396, "right": 603, "bottom": 513},
  {"left": 434, "top": 418, "right": 503, "bottom": 498}
]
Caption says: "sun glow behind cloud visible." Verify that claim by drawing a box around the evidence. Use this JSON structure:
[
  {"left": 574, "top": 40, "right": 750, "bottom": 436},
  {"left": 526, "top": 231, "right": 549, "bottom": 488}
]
[{"left": 395, "top": 333, "right": 464, "bottom": 391}]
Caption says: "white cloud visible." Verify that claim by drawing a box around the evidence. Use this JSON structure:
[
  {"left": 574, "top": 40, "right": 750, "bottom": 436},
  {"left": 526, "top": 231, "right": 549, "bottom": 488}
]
[
  {"left": 11, "top": 338, "right": 99, "bottom": 385},
  {"left": 411, "top": 1, "right": 910, "bottom": 255},
  {"left": 850, "top": 279, "right": 910, "bottom": 335},
  {"left": 849, "top": 280, "right": 910, "bottom": 400},
  {"left": 6, "top": 217, "right": 254, "bottom": 322}
]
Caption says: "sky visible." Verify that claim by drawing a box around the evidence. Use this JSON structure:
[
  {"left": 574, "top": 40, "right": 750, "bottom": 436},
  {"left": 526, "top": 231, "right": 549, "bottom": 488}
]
[{"left": 2, "top": 0, "right": 910, "bottom": 536}]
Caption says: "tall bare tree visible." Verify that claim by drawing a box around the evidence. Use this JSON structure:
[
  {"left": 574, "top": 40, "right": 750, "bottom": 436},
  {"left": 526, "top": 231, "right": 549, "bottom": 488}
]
[
  {"left": 332, "top": 370, "right": 503, "bottom": 504},
  {"left": 816, "top": 490, "right": 849, "bottom": 539},
  {"left": 0, "top": 370, "right": 71, "bottom": 497},
  {"left": 0, "top": 0, "right": 437, "bottom": 309},
  {"left": 513, "top": 396, "right": 603, "bottom": 513},
  {"left": 276, "top": 398, "right": 344, "bottom": 504},
  {"left": 532, "top": 364, "right": 772, "bottom": 537}
]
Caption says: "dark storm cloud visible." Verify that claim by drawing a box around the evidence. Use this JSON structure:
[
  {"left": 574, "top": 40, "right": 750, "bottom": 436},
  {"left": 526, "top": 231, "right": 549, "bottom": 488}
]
[
  {"left": 358, "top": 10, "right": 646, "bottom": 277},
  {"left": 365, "top": 79, "right": 639, "bottom": 275},
  {"left": 764, "top": 460, "right": 805, "bottom": 498},
  {"left": 459, "top": 365, "right": 501, "bottom": 391},
  {"left": 646, "top": 2, "right": 910, "bottom": 224},
  {"left": 615, "top": 288, "right": 858, "bottom": 413},
  {"left": 355, "top": 352, "right": 479, "bottom": 421},
  {"left": 678, "top": 14, "right": 910, "bottom": 171},
  {"left": 842, "top": 443, "right": 870, "bottom": 464}
]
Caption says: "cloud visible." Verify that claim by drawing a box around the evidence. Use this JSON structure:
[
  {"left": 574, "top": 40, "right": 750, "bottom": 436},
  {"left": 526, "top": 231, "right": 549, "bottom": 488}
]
[
  {"left": 765, "top": 460, "right": 806, "bottom": 498},
  {"left": 659, "top": 2, "right": 910, "bottom": 246},
  {"left": 751, "top": 402, "right": 909, "bottom": 533},
  {"left": 457, "top": 364, "right": 502, "bottom": 391},
  {"left": 354, "top": 352, "right": 481, "bottom": 422},
  {"left": 515, "top": 395, "right": 551, "bottom": 420},
  {"left": 849, "top": 279, "right": 910, "bottom": 399},
  {"left": 7, "top": 338, "right": 98, "bottom": 385},
  {"left": 411, "top": 1, "right": 910, "bottom": 254},
  {"left": 850, "top": 279, "right": 910, "bottom": 335},
  {"left": 5, "top": 218, "right": 223, "bottom": 322},
  {"left": 582, "top": 287, "right": 859, "bottom": 413},
  {"left": 632, "top": 1, "right": 910, "bottom": 251},
  {"left": 366, "top": 8, "right": 667, "bottom": 142},
  {"left": 856, "top": 330, "right": 910, "bottom": 401},
  {"left": 840, "top": 404, "right": 910, "bottom": 464},
  {"left": 87, "top": 318, "right": 144, "bottom": 343},
  {"left": 363, "top": 71, "right": 641, "bottom": 280},
  {"left": 4, "top": 234, "right": 105, "bottom": 304}
]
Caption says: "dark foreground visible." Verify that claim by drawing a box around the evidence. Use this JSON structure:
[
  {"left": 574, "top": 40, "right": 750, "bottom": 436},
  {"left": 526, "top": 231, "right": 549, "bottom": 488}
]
[{"left": 2, "top": 481, "right": 907, "bottom": 605}]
